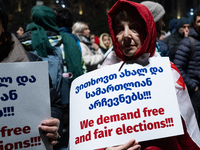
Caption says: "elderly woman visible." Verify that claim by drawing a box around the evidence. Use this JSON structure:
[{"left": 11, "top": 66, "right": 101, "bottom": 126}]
[
  {"left": 18, "top": 5, "right": 64, "bottom": 146},
  {"left": 72, "top": 22, "right": 104, "bottom": 72},
  {"left": 98, "top": 0, "right": 200, "bottom": 150}
]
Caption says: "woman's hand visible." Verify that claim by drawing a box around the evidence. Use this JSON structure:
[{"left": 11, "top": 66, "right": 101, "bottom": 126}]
[
  {"left": 39, "top": 117, "right": 60, "bottom": 145},
  {"left": 106, "top": 139, "right": 141, "bottom": 150}
]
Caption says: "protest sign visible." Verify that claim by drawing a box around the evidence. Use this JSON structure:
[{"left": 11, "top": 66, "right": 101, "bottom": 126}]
[
  {"left": 69, "top": 57, "right": 184, "bottom": 150},
  {"left": 0, "top": 61, "right": 52, "bottom": 150}
]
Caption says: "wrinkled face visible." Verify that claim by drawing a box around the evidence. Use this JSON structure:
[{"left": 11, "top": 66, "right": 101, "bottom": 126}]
[
  {"left": 178, "top": 24, "right": 190, "bottom": 35},
  {"left": 102, "top": 35, "right": 111, "bottom": 48},
  {"left": 16, "top": 27, "right": 24, "bottom": 38},
  {"left": 82, "top": 25, "right": 90, "bottom": 37},
  {"left": 194, "top": 16, "right": 200, "bottom": 34},
  {"left": 115, "top": 16, "right": 146, "bottom": 58}
]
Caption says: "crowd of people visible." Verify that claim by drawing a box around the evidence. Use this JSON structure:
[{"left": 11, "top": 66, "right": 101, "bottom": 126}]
[{"left": 2, "top": 0, "right": 200, "bottom": 149}]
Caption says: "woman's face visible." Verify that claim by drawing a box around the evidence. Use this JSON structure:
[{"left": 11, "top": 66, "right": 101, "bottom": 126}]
[
  {"left": 90, "top": 34, "right": 95, "bottom": 43},
  {"left": 16, "top": 27, "right": 24, "bottom": 38},
  {"left": 115, "top": 17, "right": 146, "bottom": 58},
  {"left": 102, "top": 35, "right": 111, "bottom": 49},
  {"left": 82, "top": 25, "right": 90, "bottom": 37}
]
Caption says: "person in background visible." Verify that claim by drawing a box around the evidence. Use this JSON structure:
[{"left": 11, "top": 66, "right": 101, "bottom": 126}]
[
  {"left": 164, "top": 18, "right": 178, "bottom": 39},
  {"left": 53, "top": 5, "right": 83, "bottom": 82},
  {"left": 16, "top": 22, "right": 28, "bottom": 38},
  {"left": 164, "top": 17, "right": 191, "bottom": 62},
  {"left": 19, "top": 5, "right": 64, "bottom": 96},
  {"left": 169, "top": 18, "right": 178, "bottom": 34},
  {"left": 53, "top": 6, "right": 87, "bottom": 75},
  {"left": 159, "top": 30, "right": 166, "bottom": 41},
  {"left": 141, "top": 1, "right": 169, "bottom": 57},
  {"left": 173, "top": 11, "right": 200, "bottom": 128},
  {"left": 18, "top": 6, "right": 67, "bottom": 150},
  {"left": 91, "top": 33, "right": 100, "bottom": 45},
  {"left": 90, "top": 33, "right": 95, "bottom": 43},
  {"left": 72, "top": 22, "right": 104, "bottom": 72},
  {"left": 99, "top": 33, "right": 113, "bottom": 59},
  {"left": 0, "top": 0, "right": 62, "bottom": 147},
  {"left": 53, "top": 5, "right": 84, "bottom": 150},
  {"left": 53, "top": 6, "right": 81, "bottom": 50},
  {"left": 99, "top": 0, "right": 200, "bottom": 149}
]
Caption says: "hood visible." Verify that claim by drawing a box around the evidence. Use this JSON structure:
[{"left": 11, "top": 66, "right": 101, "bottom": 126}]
[
  {"left": 107, "top": 0, "right": 157, "bottom": 61},
  {"left": 30, "top": 5, "right": 59, "bottom": 32},
  {"left": 99, "top": 33, "right": 113, "bottom": 49},
  {"left": 2, "top": 34, "right": 29, "bottom": 63}
]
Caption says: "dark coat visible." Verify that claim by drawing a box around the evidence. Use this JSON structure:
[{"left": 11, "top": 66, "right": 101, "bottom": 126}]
[
  {"left": 164, "top": 30, "right": 184, "bottom": 62},
  {"left": 157, "top": 39, "right": 170, "bottom": 57},
  {"left": 173, "top": 27, "right": 200, "bottom": 92},
  {"left": 26, "top": 51, "right": 63, "bottom": 130}
]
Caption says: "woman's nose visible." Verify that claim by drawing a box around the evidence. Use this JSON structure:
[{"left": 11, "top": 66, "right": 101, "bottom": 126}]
[
  {"left": 124, "top": 37, "right": 131, "bottom": 46},
  {"left": 123, "top": 26, "right": 130, "bottom": 38},
  {"left": 123, "top": 26, "right": 131, "bottom": 46}
]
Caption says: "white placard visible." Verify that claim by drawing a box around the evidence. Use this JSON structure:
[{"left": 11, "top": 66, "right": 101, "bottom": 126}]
[
  {"left": 0, "top": 61, "right": 52, "bottom": 150},
  {"left": 70, "top": 57, "right": 183, "bottom": 150}
]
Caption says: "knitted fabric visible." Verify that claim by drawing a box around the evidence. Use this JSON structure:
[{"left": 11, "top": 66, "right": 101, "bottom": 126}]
[
  {"left": 176, "top": 17, "right": 191, "bottom": 30},
  {"left": 141, "top": 1, "right": 165, "bottom": 23},
  {"left": 169, "top": 18, "right": 177, "bottom": 33},
  {"left": 26, "top": 5, "right": 59, "bottom": 57}
]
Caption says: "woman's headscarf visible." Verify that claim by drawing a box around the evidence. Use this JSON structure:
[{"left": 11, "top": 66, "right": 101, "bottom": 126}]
[
  {"left": 107, "top": 0, "right": 157, "bottom": 61},
  {"left": 99, "top": 33, "right": 112, "bottom": 50},
  {"left": 26, "top": 5, "right": 59, "bottom": 57}
]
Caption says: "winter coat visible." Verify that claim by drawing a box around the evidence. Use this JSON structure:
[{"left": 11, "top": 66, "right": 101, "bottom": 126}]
[
  {"left": 80, "top": 42, "right": 103, "bottom": 72},
  {"left": 157, "top": 39, "right": 169, "bottom": 57},
  {"left": 173, "top": 27, "right": 200, "bottom": 92},
  {"left": 77, "top": 35, "right": 104, "bottom": 72},
  {"left": 164, "top": 30, "right": 184, "bottom": 62},
  {"left": 19, "top": 30, "right": 63, "bottom": 94},
  {"left": 77, "top": 35, "right": 96, "bottom": 54},
  {"left": 100, "top": 0, "right": 200, "bottom": 149}
]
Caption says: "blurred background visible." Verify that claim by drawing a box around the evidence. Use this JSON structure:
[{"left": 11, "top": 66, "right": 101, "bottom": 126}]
[{"left": 3, "top": 0, "right": 199, "bottom": 36}]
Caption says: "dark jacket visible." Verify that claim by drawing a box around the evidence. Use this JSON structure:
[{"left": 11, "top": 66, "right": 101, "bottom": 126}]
[
  {"left": 164, "top": 30, "right": 184, "bottom": 62},
  {"left": 157, "top": 39, "right": 170, "bottom": 57},
  {"left": 26, "top": 51, "right": 63, "bottom": 127},
  {"left": 174, "top": 27, "right": 200, "bottom": 92},
  {"left": 19, "top": 30, "right": 63, "bottom": 94}
]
